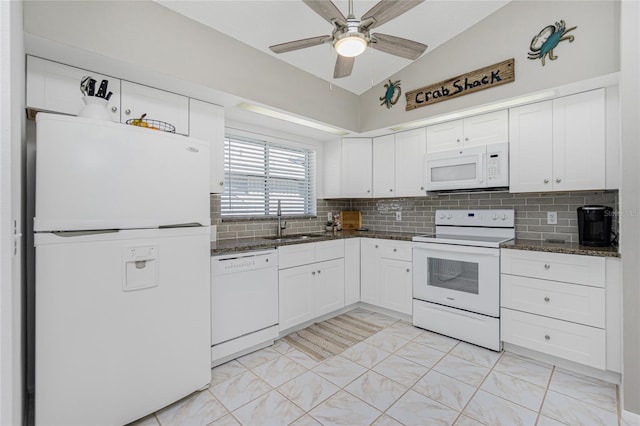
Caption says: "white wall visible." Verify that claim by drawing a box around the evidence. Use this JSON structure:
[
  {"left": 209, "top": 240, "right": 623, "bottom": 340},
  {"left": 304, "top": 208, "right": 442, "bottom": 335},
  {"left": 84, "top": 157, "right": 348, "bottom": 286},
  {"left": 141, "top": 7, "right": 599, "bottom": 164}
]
[
  {"left": 358, "top": 0, "right": 620, "bottom": 132},
  {"left": 0, "top": 0, "right": 25, "bottom": 424},
  {"left": 620, "top": 0, "right": 640, "bottom": 415},
  {"left": 22, "top": 0, "right": 361, "bottom": 133}
]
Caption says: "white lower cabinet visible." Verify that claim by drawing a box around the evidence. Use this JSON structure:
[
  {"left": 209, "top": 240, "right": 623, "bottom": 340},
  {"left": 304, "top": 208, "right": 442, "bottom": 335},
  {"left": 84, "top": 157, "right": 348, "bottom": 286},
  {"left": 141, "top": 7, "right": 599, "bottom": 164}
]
[
  {"left": 278, "top": 241, "right": 345, "bottom": 330},
  {"left": 344, "top": 238, "right": 361, "bottom": 306},
  {"left": 361, "top": 238, "right": 412, "bottom": 315},
  {"left": 501, "top": 249, "right": 616, "bottom": 371}
]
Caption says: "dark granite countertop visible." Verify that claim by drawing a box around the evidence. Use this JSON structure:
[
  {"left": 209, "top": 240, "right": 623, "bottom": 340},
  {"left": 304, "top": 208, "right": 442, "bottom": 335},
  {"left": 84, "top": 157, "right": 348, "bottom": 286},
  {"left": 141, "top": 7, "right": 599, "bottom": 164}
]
[
  {"left": 211, "top": 230, "right": 415, "bottom": 256},
  {"left": 500, "top": 239, "right": 620, "bottom": 258}
]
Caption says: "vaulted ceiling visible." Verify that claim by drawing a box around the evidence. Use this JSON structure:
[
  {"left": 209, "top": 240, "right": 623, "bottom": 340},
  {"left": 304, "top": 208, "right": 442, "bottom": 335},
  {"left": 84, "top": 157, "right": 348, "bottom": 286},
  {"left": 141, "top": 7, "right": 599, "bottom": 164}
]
[{"left": 156, "top": 1, "right": 510, "bottom": 95}]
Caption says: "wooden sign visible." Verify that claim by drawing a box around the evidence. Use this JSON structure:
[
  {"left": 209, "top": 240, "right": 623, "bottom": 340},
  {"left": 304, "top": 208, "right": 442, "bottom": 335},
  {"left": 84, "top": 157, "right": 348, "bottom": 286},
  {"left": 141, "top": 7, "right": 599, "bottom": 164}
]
[{"left": 405, "top": 59, "right": 515, "bottom": 111}]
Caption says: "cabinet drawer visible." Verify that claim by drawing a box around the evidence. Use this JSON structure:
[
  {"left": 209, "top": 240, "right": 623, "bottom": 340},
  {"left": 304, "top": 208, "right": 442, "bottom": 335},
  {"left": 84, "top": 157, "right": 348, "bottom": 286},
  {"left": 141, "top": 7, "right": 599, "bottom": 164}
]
[
  {"left": 501, "top": 274, "right": 605, "bottom": 328},
  {"left": 501, "top": 249, "right": 605, "bottom": 287},
  {"left": 501, "top": 308, "right": 605, "bottom": 369},
  {"left": 380, "top": 244, "right": 412, "bottom": 261},
  {"left": 278, "top": 244, "right": 315, "bottom": 269},
  {"left": 315, "top": 239, "right": 345, "bottom": 263}
]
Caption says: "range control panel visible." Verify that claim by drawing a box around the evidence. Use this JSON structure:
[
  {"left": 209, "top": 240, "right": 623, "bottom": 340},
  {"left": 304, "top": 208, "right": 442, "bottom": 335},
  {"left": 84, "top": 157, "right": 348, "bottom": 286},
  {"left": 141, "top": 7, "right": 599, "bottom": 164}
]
[{"left": 435, "top": 209, "right": 515, "bottom": 227}]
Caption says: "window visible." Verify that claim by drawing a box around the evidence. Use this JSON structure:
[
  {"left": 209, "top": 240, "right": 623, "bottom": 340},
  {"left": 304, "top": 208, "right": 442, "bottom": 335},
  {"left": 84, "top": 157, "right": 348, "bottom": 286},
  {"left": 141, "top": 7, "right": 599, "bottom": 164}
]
[{"left": 222, "top": 134, "right": 316, "bottom": 217}]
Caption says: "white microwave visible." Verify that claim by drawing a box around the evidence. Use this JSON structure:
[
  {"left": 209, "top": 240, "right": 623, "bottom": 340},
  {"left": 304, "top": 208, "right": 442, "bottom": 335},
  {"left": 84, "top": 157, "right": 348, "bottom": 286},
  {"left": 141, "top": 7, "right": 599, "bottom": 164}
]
[{"left": 424, "top": 142, "right": 509, "bottom": 191}]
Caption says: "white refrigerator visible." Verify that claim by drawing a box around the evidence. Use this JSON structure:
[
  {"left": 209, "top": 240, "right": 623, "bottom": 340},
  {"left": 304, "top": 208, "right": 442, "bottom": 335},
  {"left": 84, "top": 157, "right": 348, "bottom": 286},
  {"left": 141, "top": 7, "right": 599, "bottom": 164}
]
[{"left": 34, "top": 113, "right": 212, "bottom": 425}]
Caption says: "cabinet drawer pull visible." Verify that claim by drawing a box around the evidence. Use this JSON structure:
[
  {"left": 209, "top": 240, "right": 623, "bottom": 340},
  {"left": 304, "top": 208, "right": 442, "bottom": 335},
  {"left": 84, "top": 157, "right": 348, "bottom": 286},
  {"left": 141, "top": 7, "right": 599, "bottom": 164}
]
[
  {"left": 544, "top": 296, "right": 550, "bottom": 302},
  {"left": 544, "top": 334, "right": 551, "bottom": 340},
  {"left": 544, "top": 264, "right": 550, "bottom": 269}
]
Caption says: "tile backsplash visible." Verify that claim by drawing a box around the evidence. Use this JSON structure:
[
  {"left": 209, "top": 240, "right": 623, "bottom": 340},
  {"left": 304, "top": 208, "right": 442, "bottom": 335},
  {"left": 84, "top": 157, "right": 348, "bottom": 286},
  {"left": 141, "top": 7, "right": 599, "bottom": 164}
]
[{"left": 211, "top": 190, "right": 618, "bottom": 243}]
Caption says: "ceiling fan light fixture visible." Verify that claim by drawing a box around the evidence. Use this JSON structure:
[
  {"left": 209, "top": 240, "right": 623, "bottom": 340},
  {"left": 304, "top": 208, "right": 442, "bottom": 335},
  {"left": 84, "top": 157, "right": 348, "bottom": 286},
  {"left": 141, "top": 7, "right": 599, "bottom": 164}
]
[{"left": 334, "top": 33, "right": 368, "bottom": 57}]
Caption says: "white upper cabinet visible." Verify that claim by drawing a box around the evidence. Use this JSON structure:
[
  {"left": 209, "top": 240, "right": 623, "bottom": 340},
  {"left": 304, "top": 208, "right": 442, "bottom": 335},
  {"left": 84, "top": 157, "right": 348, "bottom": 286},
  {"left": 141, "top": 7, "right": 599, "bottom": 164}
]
[
  {"left": 426, "top": 120, "right": 463, "bottom": 153},
  {"left": 510, "top": 89, "right": 605, "bottom": 193},
  {"left": 426, "top": 110, "right": 508, "bottom": 153},
  {"left": 189, "top": 99, "right": 225, "bottom": 193},
  {"left": 341, "top": 138, "right": 372, "bottom": 198},
  {"left": 27, "top": 56, "right": 191, "bottom": 136},
  {"left": 462, "top": 110, "right": 509, "bottom": 147},
  {"left": 27, "top": 56, "right": 121, "bottom": 122},
  {"left": 372, "top": 134, "right": 395, "bottom": 198},
  {"left": 120, "top": 81, "right": 189, "bottom": 135},
  {"left": 322, "top": 139, "right": 342, "bottom": 199},
  {"left": 509, "top": 101, "right": 554, "bottom": 192},
  {"left": 552, "top": 89, "right": 605, "bottom": 191},
  {"left": 394, "top": 128, "right": 427, "bottom": 196}
]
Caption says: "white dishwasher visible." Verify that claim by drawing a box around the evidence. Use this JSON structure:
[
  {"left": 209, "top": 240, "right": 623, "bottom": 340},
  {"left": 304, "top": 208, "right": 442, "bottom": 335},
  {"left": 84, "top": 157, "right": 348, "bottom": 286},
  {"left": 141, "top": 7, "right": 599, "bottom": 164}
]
[{"left": 210, "top": 249, "right": 279, "bottom": 366}]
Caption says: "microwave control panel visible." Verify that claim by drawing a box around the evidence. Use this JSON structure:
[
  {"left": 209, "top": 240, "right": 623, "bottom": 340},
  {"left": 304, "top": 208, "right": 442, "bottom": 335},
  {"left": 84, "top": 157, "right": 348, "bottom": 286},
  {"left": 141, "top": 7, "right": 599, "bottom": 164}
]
[{"left": 485, "top": 144, "right": 509, "bottom": 186}]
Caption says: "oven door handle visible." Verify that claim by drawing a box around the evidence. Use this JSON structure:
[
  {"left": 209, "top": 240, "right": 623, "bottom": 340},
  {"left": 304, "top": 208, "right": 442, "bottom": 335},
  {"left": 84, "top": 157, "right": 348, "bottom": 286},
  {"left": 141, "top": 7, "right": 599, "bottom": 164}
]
[{"left": 413, "top": 243, "right": 499, "bottom": 257}]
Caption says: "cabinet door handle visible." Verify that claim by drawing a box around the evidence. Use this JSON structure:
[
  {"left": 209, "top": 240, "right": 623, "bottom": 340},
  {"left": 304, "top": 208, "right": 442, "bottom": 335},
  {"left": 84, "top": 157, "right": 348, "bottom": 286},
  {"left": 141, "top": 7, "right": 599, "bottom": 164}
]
[
  {"left": 456, "top": 138, "right": 460, "bottom": 143},
  {"left": 465, "top": 137, "right": 469, "bottom": 142},
  {"left": 111, "top": 106, "right": 118, "bottom": 112},
  {"left": 317, "top": 270, "right": 321, "bottom": 274},
  {"left": 406, "top": 268, "right": 410, "bottom": 273},
  {"left": 555, "top": 178, "right": 562, "bottom": 183},
  {"left": 420, "top": 186, "right": 424, "bottom": 190},
  {"left": 545, "top": 334, "right": 551, "bottom": 340},
  {"left": 544, "top": 179, "right": 549, "bottom": 184},
  {"left": 393, "top": 248, "right": 397, "bottom": 252},
  {"left": 544, "top": 296, "right": 550, "bottom": 302},
  {"left": 375, "top": 245, "right": 379, "bottom": 248},
  {"left": 125, "top": 109, "right": 131, "bottom": 115},
  {"left": 219, "top": 181, "right": 224, "bottom": 186},
  {"left": 367, "top": 190, "right": 371, "bottom": 193},
  {"left": 390, "top": 189, "right": 393, "bottom": 192},
  {"left": 311, "top": 271, "right": 316, "bottom": 276},
  {"left": 544, "top": 264, "right": 550, "bottom": 269}
]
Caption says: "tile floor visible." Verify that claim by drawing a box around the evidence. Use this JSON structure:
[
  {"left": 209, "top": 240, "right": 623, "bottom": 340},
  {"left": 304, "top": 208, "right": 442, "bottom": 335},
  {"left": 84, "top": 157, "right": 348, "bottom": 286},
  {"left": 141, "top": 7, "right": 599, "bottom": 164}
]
[{"left": 132, "top": 308, "right": 621, "bottom": 426}]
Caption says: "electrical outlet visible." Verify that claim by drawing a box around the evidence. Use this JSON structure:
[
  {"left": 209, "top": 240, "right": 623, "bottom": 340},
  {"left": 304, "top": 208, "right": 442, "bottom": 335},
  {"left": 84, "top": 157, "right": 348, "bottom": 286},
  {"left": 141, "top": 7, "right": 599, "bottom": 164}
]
[
  {"left": 396, "top": 211, "right": 402, "bottom": 221},
  {"left": 547, "top": 211, "right": 558, "bottom": 225}
]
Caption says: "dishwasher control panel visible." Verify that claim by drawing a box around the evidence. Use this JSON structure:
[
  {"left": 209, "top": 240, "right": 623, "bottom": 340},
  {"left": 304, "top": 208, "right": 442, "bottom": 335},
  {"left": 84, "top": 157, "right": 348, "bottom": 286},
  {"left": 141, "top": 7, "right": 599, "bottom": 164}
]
[{"left": 211, "top": 250, "right": 278, "bottom": 275}]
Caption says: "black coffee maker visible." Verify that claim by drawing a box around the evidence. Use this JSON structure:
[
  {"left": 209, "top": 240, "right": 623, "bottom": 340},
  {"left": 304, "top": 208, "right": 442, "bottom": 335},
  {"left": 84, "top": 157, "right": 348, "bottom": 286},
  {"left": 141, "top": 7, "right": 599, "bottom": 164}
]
[{"left": 577, "top": 205, "right": 614, "bottom": 247}]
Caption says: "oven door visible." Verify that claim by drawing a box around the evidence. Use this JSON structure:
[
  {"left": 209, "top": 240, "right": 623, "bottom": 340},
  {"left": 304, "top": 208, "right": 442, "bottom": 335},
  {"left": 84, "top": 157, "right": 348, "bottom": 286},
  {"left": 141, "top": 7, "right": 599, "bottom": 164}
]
[
  {"left": 413, "top": 242, "right": 500, "bottom": 317},
  {"left": 424, "top": 146, "right": 486, "bottom": 191}
]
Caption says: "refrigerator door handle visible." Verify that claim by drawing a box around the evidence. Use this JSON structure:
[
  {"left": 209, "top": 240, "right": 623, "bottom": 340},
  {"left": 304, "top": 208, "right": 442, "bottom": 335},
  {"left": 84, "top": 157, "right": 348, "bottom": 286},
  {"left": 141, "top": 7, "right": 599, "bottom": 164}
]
[{"left": 52, "top": 230, "right": 119, "bottom": 237}]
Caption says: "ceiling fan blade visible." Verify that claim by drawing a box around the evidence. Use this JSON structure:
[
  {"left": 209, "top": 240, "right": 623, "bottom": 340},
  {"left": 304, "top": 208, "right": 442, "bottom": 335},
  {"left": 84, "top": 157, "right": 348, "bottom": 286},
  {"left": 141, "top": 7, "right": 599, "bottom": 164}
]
[
  {"left": 334, "top": 55, "right": 355, "bottom": 78},
  {"left": 371, "top": 33, "right": 427, "bottom": 60},
  {"left": 361, "top": 0, "right": 424, "bottom": 30},
  {"left": 303, "top": 0, "right": 347, "bottom": 26},
  {"left": 269, "top": 35, "right": 331, "bottom": 54}
]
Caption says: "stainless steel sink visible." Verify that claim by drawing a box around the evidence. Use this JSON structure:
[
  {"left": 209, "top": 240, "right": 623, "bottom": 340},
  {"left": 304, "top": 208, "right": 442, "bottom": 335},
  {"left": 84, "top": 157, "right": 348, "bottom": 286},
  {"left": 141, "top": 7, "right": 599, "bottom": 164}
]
[{"left": 262, "top": 233, "right": 325, "bottom": 243}]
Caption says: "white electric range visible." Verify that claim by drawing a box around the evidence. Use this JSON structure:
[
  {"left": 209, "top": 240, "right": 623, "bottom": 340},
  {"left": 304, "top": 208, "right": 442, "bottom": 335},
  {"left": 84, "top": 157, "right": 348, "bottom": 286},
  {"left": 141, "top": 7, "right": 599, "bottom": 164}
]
[{"left": 412, "top": 209, "right": 515, "bottom": 351}]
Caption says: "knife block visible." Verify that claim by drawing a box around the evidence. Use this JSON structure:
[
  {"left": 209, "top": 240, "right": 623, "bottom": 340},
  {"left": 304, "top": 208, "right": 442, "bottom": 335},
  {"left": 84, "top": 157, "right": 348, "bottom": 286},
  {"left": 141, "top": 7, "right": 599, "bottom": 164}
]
[{"left": 78, "top": 96, "right": 111, "bottom": 120}]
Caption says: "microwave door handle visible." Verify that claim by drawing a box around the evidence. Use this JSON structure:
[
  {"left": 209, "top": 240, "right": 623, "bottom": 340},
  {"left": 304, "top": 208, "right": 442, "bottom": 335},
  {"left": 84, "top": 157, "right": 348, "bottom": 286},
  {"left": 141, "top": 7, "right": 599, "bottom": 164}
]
[{"left": 478, "top": 153, "right": 486, "bottom": 184}]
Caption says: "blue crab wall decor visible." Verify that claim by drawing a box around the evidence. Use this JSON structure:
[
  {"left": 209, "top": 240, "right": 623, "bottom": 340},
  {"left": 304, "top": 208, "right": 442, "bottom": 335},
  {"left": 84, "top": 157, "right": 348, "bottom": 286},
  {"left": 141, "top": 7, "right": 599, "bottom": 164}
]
[
  {"left": 528, "top": 20, "right": 577, "bottom": 66},
  {"left": 380, "top": 80, "right": 401, "bottom": 109}
]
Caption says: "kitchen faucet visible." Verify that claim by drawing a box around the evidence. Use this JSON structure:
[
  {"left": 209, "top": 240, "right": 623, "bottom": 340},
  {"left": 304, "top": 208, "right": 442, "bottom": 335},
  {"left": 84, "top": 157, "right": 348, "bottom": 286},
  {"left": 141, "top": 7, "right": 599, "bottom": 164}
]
[{"left": 276, "top": 200, "right": 287, "bottom": 237}]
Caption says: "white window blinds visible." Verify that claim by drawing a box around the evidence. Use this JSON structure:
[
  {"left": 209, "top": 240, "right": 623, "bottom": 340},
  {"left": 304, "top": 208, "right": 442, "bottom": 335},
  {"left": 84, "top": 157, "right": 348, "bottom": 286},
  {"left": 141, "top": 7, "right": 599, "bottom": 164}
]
[{"left": 222, "top": 134, "right": 316, "bottom": 217}]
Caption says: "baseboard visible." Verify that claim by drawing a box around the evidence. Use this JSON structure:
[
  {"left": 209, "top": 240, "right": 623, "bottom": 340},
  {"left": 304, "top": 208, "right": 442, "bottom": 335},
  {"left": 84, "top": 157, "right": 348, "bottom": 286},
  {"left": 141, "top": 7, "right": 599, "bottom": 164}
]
[{"left": 503, "top": 342, "right": 622, "bottom": 385}]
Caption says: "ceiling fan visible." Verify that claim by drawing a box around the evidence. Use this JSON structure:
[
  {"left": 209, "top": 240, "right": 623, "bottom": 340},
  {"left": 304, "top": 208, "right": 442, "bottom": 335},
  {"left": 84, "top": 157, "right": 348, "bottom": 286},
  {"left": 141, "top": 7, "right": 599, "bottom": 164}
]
[{"left": 269, "top": 0, "right": 428, "bottom": 79}]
